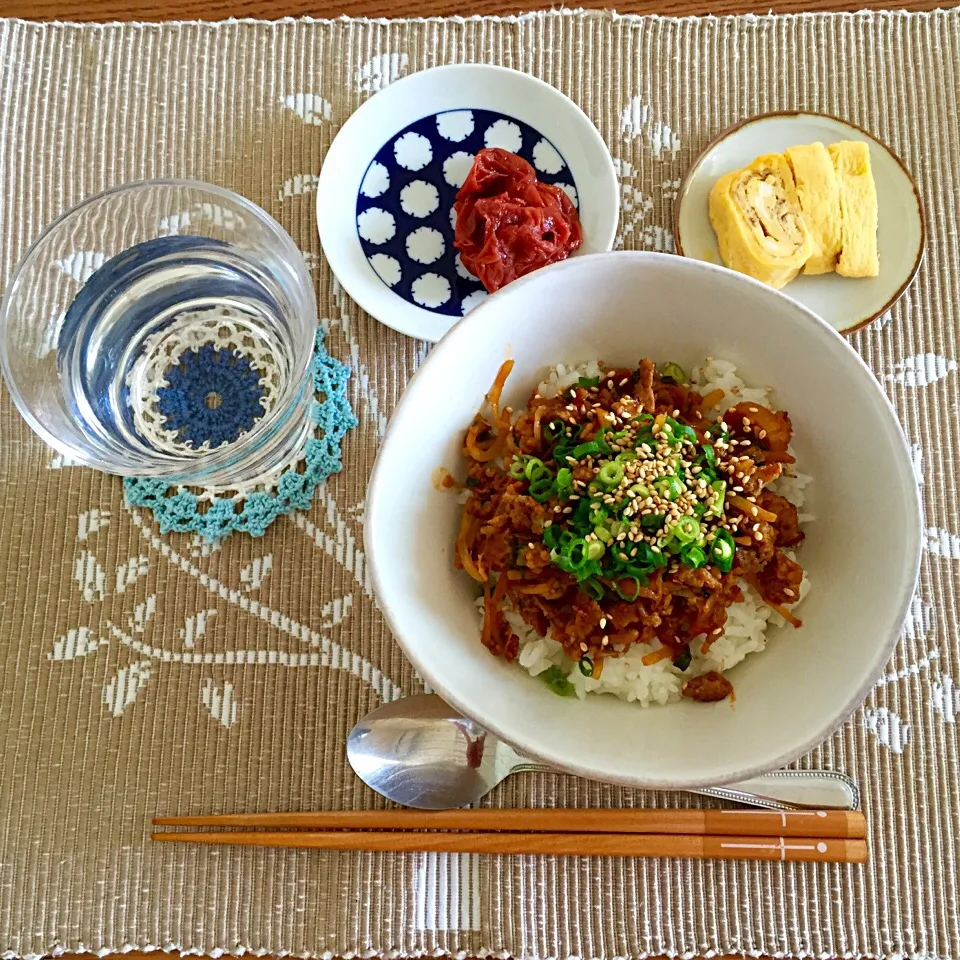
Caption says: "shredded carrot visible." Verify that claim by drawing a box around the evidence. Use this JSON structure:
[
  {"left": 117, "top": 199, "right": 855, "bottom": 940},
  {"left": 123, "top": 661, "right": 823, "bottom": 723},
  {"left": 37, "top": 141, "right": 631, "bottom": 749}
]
[
  {"left": 464, "top": 422, "right": 503, "bottom": 462},
  {"left": 699, "top": 388, "right": 725, "bottom": 410},
  {"left": 728, "top": 493, "right": 777, "bottom": 523},
  {"left": 744, "top": 574, "right": 803, "bottom": 628},
  {"left": 491, "top": 571, "right": 510, "bottom": 606},
  {"left": 641, "top": 646, "right": 674, "bottom": 666},
  {"left": 486, "top": 359, "right": 515, "bottom": 430},
  {"left": 513, "top": 583, "right": 555, "bottom": 595},
  {"left": 455, "top": 512, "right": 484, "bottom": 582},
  {"left": 769, "top": 603, "right": 803, "bottom": 628},
  {"left": 756, "top": 451, "right": 796, "bottom": 465},
  {"left": 533, "top": 405, "right": 544, "bottom": 448}
]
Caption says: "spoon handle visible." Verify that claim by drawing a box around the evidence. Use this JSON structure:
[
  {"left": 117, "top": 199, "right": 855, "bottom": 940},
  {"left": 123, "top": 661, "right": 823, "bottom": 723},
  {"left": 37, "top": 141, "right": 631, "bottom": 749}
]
[
  {"left": 510, "top": 764, "right": 859, "bottom": 810},
  {"left": 692, "top": 770, "right": 860, "bottom": 811}
]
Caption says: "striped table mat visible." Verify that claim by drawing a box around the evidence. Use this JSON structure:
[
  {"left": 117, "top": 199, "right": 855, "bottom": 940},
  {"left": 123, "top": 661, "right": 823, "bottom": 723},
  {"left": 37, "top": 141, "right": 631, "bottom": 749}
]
[{"left": 0, "top": 9, "right": 958, "bottom": 958}]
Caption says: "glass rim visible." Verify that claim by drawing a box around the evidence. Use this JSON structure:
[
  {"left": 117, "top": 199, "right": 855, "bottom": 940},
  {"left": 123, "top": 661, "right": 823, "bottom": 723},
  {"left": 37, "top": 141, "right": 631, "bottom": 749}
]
[{"left": 0, "top": 177, "right": 317, "bottom": 478}]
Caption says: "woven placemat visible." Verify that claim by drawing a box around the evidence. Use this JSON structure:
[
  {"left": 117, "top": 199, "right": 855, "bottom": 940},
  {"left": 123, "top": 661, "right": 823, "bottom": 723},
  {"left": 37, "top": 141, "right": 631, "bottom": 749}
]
[{"left": 0, "top": 9, "right": 958, "bottom": 959}]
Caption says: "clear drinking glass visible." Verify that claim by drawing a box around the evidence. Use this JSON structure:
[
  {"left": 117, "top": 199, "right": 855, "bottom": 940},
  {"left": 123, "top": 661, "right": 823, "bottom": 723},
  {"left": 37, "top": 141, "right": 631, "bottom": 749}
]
[{"left": 0, "top": 180, "right": 317, "bottom": 489}]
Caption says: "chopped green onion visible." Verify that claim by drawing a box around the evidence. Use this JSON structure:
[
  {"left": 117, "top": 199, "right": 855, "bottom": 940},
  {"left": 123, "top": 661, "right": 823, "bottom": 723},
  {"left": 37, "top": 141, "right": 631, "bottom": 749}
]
[
  {"left": 710, "top": 528, "right": 736, "bottom": 573},
  {"left": 571, "top": 498, "right": 593, "bottom": 529},
  {"left": 588, "top": 501, "right": 608, "bottom": 525},
  {"left": 707, "top": 479, "right": 727, "bottom": 517},
  {"left": 640, "top": 514, "right": 665, "bottom": 530},
  {"left": 543, "top": 420, "right": 565, "bottom": 443},
  {"left": 669, "top": 516, "right": 701, "bottom": 545},
  {"left": 608, "top": 520, "right": 625, "bottom": 538},
  {"left": 580, "top": 578, "right": 605, "bottom": 602},
  {"left": 578, "top": 656, "right": 594, "bottom": 677},
  {"left": 578, "top": 375, "right": 600, "bottom": 388},
  {"left": 661, "top": 362, "right": 688, "bottom": 384},
  {"left": 630, "top": 483, "right": 650, "bottom": 499},
  {"left": 673, "top": 646, "right": 692, "bottom": 671},
  {"left": 524, "top": 457, "right": 549, "bottom": 482},
  {"left": 563, "top": 536, "right": 587, "bottom": 564},
  {"left": 702, "top": 444, "right": 716, "bottom": 467},
  {"left": 570, "top": 440, "right": 604, "bottom": 459},
  {"left": 542, "top": 525, "right": 568, "bottom": 552},
  {"left": 540, "top": 666, "right": 576, "bottom": 697},
  {"left": 655, "top": 476, "right": 686, "bottom": 501},
  {"left": 555, "top": 467, "right": 573, "bottom": 498},
  {"left": 585, "top": 540, "right": 606, "bottom": 561},
  {"left": 681, "top": 543, "right": 708, "bottom": 570},
  {"left": 528, "top": 477, "right": 557, "bottom": 502},
  {"left": 509, "top": 456, "right": 528, "bottom": 478},
  {"left": 615, "top": 576, "right": 643, "bottom": 602},
  {"left": 597, "top": 461, "right": 625, "bottom": 489},
  {"left": 594, "top": 524, "right": 613, "bottom": 544},
  {"left": 692, "top": 502, "right": 707, "bottom": 517}
]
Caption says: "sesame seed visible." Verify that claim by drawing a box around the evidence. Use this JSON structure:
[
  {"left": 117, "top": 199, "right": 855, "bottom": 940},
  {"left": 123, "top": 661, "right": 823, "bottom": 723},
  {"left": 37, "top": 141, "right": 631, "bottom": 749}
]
[
  {"left": 753, "top": 531, "right": 763, "bottom": 541},
  {"left": 748, "top": 406, "right": 759, "bottom": 413},
  {"left": 544, "top": 520, "right": 553, "bottom": 527},
  {"left": 619, "top": 378, "right": 629, "bottom": 386},
  {"left": 732, "top": 486, "right": 744, "bottom": 493},
  {"left": 752, "top": 523, "right": 760, "bottom": 532},
  {"left": 784, "top": 588, "right": 796, "bottom": 598},
  {"left": 743, "top": 417, "right": 751, "bottom": 427},
  {"left": 758, "top": 430, "right": 767, "bottom": 439},
  {"left": 712, "top": 628, "right": 722, "bottom": 635},
  {"left": 580, "top": 642, "right": 588, "bottom": 652},
  {"left": 602, "top": 637, "right": 609, "bottom": 646},
  {"left": 750, "top": 507, "right": 758, "bottom": 516},
  {"left": 569, "top": 494, "right": 580, "bottom": 501},
  {"left": 562, "top": 506, "right": 573, "bottom": 514},
  {"left": 599, "top": 617, "right": 608, "bottom": 628}
]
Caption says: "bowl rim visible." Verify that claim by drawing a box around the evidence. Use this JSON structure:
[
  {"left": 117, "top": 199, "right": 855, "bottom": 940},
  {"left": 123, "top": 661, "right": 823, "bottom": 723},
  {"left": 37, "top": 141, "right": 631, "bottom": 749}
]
[
  {"left": 673, "top": 110, "right": 926, "bottom": 337},
  {"left": 365, "top": 250, "right": 923, "bottom": 789},
  {"left": 315, "top": 62, "right": 620, "bottom": 342}
]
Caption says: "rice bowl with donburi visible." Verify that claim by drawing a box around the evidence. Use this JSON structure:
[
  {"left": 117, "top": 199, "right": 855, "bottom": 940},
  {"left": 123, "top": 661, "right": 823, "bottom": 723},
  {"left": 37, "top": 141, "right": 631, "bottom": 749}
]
[{"left": 453, "top": 356, "right": 812, "bottom": 707}]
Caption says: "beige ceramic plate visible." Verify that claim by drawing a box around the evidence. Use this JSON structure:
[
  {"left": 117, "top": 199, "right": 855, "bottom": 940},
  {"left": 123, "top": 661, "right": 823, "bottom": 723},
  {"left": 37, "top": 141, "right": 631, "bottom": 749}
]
[{"left": 674, "top": 111, "right": 925, "bottom": 335}]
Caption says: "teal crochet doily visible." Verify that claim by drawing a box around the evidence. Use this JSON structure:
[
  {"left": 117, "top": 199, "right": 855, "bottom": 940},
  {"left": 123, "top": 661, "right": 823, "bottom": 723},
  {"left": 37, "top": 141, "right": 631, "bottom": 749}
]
[{"left": 124, "top": 329, "right": 357, "bottom": 540}]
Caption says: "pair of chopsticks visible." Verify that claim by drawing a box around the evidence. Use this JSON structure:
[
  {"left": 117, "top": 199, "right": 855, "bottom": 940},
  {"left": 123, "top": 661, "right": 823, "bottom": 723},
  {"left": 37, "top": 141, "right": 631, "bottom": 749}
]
[{"left": 153, "top": 808, "right": 867, "bottom": 863}]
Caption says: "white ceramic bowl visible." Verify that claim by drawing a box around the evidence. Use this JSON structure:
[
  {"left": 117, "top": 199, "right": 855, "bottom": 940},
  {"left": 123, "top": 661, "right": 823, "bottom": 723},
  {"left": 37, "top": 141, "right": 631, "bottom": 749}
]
[{"left": 366, "top": 252, "right": 922, "bottom": 789}]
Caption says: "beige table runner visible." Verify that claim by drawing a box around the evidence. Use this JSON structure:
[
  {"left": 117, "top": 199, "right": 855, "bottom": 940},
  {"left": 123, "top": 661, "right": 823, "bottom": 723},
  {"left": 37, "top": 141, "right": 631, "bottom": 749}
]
[{"left": 1, "top": 9, "right": 959, "bottom": 958}]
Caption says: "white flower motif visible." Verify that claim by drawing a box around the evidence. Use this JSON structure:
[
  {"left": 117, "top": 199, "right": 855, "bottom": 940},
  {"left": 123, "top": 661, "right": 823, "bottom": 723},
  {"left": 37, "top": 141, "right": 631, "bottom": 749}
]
[
  {"left": 280, "top": 92, "right": 332, "bottom": 125},
  {"left": 357, "top": 208, "right": 397, "bottom": 245},
  {"left": 201, "top": 678, "right": 238, "bottom": 727},
  {"left": 411, "top": 273, "right": 452, "bottom": 309},
  {"left": 360, "top": 161, "right": 390, "bottom": 199},
  {"left": 532, "top": 138, "right": 564, "bottom": 175},
  {"left": 394, "top": 132, "right": 433, "bottom": 172},
  {"left": 369, "top": 254, "right": 402, "bottom": 287},
  {"left": 483, "top": 119, "right": 522, "bottom": 153},
  {"left": 103, "top": 661, "right": 152, "bottom": 716},
  {"left": 399, "top": 181, "right": 440, "bottom": 218},
  {"left": 437, "top": 110, "right": 475, "bottom": 142},
  {"left": 442, "top": 151, "right": 475, "bottom": 189},
  {"left": 406, "top": 227, "right": 445, "bottom": 265}
]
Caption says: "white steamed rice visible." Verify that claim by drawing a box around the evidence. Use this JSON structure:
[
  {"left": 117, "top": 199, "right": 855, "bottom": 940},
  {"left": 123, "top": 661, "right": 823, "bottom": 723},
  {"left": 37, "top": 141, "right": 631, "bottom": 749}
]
[{"left": 477, "top": 357, "right": 812, "bottom": 707}]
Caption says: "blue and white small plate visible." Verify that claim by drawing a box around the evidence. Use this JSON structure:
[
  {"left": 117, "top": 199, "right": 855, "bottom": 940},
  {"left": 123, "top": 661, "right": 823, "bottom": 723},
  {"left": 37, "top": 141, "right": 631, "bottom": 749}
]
[{"left": 316, "top": 64, "right": 619, "bottom": 341}]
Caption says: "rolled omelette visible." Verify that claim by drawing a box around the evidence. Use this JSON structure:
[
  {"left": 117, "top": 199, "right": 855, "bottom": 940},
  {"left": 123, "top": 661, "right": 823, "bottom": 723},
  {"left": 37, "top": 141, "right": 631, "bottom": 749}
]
[
  {"left": 708, "top": 153, "right": 813, "bottom": 289},
  {"left": 828, "top": 141, "right": 880, "bottom": 278},
  {"left": 784, "top": 142, "right": 841, "bottom": 275}
]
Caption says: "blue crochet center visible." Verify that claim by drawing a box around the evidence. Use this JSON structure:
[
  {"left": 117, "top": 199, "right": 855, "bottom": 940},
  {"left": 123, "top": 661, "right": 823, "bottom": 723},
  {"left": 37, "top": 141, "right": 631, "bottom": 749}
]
[
  {"left": 124, "top": 329, "right": 357, "bottom": 540},
  {"left": 156, "top": 342, "right": 266, "bottom": 448}
]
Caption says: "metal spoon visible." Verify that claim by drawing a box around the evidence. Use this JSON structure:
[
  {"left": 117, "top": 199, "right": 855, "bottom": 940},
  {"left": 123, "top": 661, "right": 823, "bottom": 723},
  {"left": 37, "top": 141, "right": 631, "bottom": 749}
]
[{"left": 347, "top": 694, "right": 859, "bottom": 811}]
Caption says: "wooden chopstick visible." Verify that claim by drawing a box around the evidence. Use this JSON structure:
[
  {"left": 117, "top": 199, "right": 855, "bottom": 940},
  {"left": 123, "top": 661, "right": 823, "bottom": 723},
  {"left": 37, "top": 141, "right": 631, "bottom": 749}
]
[
  {"left": 154, "top": 807, "right": 866, "bottom": 840},
  {"left": 152, "top": 828, "right": 867, "bottom": 863}
]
